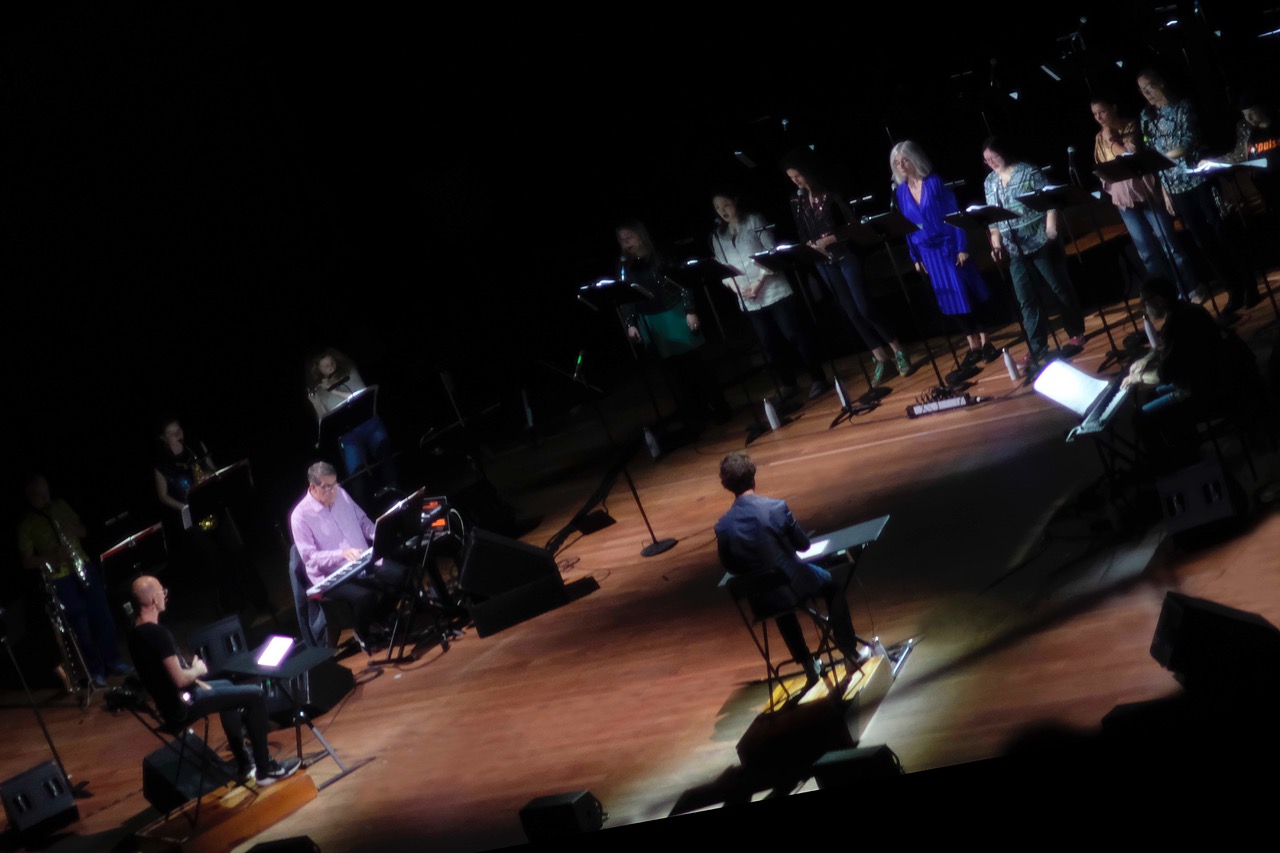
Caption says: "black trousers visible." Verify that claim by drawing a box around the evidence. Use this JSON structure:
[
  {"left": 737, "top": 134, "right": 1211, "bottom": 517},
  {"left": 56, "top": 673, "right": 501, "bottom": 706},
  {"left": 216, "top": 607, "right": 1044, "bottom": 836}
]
[
  {"left": 323, "top": 558, "right": 409, "bottom": 636},
  {"left": 770, "top": 564, "right": 859, "bottom": 666}
]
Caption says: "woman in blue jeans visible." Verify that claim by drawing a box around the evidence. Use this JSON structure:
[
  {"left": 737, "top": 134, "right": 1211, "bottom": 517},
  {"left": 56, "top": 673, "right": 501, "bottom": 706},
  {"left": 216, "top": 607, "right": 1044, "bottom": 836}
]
[
  {"left": 784, "top": 155, "right": 913, "bottom": 386},
  {"left": 1091, "top": 97, "right": 1203, "bottom": 301}
]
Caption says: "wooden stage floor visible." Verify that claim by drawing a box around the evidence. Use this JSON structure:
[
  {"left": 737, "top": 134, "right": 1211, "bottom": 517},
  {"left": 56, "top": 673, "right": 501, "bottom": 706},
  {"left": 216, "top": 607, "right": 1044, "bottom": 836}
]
[{"left": 3, "top": 287, "right": 1278, "bottom": 851}]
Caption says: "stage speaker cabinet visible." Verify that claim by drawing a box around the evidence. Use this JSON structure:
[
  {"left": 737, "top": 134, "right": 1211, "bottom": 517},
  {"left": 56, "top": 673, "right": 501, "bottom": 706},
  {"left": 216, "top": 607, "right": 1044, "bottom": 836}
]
[
  {"left": 1150, "top": 592, "right": 1280, "bottom": 689},
  {"left": 812, "top": 745, "right": 903, "bottom": 789},
  {"left": 1155, "top": 460, "right": 1244, "bottom": 537},
  {"left": 142, "top": 729, "right": 233, "bottom": 813},
  {"left": 460, "top": 528, "right": 568, "bottom": 638},
  {"left": 187, "top": 614, "right": 249, "bottom": 677},
  {"left": 1, "top": 761, "right": 79, "bottom": 839},
  {"left": 519, "top": 790, "right": 604, "bottom": 841},
  {"left": 265, "top": 658, "right": 357, "bottom": 725}
]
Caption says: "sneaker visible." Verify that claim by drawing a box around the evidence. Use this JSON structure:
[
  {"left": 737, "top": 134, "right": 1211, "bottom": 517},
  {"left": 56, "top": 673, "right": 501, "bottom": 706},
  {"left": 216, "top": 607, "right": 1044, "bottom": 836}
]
[
  {"left": 895, "top": 350, "right": 915, "bottom": 377},
  {"left": 256, "top": 758, "right": 301, "bottom": 787},
  {"left": 981, "top": 342, "right": 1000, "bottom": 363},
  {"left": 871, "top": 359, "right": 889, "bottom": 386},
  {"left": 238, "top": 763, "right": 257, "bottom": 787},
  {"left": 807, "top": 379, "right": 831, "bottom": 399}
]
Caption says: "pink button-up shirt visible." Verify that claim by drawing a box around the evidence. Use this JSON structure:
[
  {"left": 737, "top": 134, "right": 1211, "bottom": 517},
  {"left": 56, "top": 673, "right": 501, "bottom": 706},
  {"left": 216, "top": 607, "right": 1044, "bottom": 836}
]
[{"left": 290, "top": 487, "right": 376, "bottom": 586}]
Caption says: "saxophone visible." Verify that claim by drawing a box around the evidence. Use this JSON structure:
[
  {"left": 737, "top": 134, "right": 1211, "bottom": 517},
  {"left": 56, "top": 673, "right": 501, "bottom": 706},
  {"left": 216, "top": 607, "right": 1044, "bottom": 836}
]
[
  {"left": 40, "top": 562, "right": 94, "bottom": 710},
  {"left": 48, "top": 512, "right": 89, "bottom": 590}
]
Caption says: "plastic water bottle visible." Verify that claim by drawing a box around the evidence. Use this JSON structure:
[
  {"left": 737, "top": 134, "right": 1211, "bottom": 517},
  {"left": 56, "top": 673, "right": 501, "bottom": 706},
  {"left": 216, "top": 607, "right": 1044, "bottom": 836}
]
[{"left": 1003, "top": 347, "right": 1020, "bottom": 380}]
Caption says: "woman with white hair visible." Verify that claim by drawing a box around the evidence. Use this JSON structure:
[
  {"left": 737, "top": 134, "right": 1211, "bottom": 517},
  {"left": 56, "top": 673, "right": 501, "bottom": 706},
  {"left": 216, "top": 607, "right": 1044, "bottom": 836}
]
[{"left": 891, "top": 140, "right": 995, "bottom": 368}]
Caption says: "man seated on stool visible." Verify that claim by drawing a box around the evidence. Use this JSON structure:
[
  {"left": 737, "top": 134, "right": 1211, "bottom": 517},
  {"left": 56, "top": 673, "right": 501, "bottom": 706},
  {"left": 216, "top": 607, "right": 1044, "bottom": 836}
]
[
  {"left": 127, "top": 576, "right": 300, "bottom": 787},
  {"left": 714, "top": 452, "right": 868, "bottom": 693},
  {"left": 290, "top": 461, "right": 408, "bottom": 650}
]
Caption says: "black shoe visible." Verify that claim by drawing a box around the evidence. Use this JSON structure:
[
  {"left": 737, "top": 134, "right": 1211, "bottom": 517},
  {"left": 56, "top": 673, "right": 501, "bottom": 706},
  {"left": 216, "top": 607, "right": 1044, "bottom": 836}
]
[
  {"left": 960, "top": 349, "right": 983, "bottom": 370},
  {"left": 981, "top": 342, "right": 1000, "bottom": 363},
  {"left": 256, "top": 758, "right": 301, "bottom": 787}
]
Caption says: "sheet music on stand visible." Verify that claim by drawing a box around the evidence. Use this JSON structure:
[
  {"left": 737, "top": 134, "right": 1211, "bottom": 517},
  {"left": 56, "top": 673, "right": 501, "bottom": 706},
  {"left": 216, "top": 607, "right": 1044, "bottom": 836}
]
[
  {"left": 316, "top": 385, "right": 379, "bottom": 456},
  {"left": 1092, "top": 149, "right": 1176, "bottom": 185},
  {"left": 574, "top": 277, "right": 654, "bottom": 312},
  {"left": 182, "top": 459, "right": 253, "bottom": 531}
]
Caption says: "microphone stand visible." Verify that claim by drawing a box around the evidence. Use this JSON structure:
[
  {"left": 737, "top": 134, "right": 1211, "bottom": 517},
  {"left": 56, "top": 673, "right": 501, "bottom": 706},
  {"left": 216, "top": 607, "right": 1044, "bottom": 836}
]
[{"left": 0, "top": 610, "right": 90, "bottom": 800}]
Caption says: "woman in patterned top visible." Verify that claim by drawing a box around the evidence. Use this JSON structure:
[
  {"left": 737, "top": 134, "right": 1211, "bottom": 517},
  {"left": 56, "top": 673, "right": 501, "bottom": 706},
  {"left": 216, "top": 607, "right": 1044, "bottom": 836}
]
[{"left": 1137, "top": 69, "right": 1258, "bottom": 313}]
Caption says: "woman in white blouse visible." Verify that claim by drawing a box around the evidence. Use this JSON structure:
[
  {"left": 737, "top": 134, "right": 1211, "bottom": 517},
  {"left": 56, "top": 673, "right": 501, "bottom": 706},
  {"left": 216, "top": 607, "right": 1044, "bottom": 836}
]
[{"left": 710, "top": 193, "right": 829, "bottom": 399}]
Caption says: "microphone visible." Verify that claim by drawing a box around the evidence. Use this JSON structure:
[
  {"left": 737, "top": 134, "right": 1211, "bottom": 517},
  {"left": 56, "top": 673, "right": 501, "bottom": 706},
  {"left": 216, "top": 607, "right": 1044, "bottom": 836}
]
[
  {"left": 572, "top": 350, "right": 585, "bottom": 382},
  {"left": 1067, "top": 145, "right": 1080, "bottom": 185},
  {"left": 618, "top": 254, "right": 627, "bottom": 281}
]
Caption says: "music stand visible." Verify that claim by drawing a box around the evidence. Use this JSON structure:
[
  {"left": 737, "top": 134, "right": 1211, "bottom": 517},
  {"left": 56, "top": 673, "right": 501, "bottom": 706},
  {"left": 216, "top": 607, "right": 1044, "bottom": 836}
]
[
  {"left": 1093, "top": 151, "right": 1207, "bottom": 313},
  {"left": 182, "top": 459, "right": 253, "bottom": 532},
  {"left": 751, "top": 243, "right": 882, "bottom": 427},
  {"left": 678, "top": 256, "right": 792, "bottom": 444},
  {"left": 316, "top": 385, "right": 380, "bottom": 462},
  {"left": 219, "top": 642, "right": 372, "bottom": 791},
  {"left": 859, "top": 210, "right": 958, "bottom": 396},
  {"left": 1190, "top": 159, "right": 1280, "bottom": 322},
  {"left": 100, "top": 522, "right": 168, "bottom": 585},
  {"left": 576, "top": 276, "right": 670, "bottom": 425},
  {"left": 368, "top": 489, "right": 458, "bottom": 666}
]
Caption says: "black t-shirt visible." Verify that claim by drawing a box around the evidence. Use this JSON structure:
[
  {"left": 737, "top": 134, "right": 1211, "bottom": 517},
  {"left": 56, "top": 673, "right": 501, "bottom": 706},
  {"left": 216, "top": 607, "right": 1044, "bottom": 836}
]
[{"left": 128, "top": 621, "right": 187, "bottom": 723}]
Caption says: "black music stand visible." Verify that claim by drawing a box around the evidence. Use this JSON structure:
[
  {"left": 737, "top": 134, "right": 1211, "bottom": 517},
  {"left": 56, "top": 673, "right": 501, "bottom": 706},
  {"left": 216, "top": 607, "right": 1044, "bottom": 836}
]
[
  {"left": 577, "top": 276, "right": 672, "bottom": 426},
  {"left": 1191, "top": 158, "right": 1280, "bottom": 322},
  {"left": 860, "top": 210, "right": 954, "bottom": 395},
  {"left": 182, "top": 459, "right": 253, "bottom": 532},
  {"left": 1093, "top": 151, "right": 1206, "bottom": 312},
  {"left": 316, "top": 385, "right": 380, "bottom": 459},
  {"left": 220, "top": 642, "right": 371, "bottom": 791},
  {"left": 750, "top": 243, "right": 881, "bottom": 427},
  {"left": 677, "top": 256, "right": 792, "bottom": 444},
  {"left": 1016, "top": 184, "right": 1123, "bottom": 357},
  {"left": 369, "top": 489, "right": 459, "bottom": 666},
  {"left": 801, "top": 513, "right": 915, "bottom": 677}
]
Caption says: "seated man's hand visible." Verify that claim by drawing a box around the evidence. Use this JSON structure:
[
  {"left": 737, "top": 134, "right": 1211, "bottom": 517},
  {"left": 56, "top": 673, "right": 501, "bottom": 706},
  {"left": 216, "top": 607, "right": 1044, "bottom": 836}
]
[{"left": 342, "top": 547, "right": 366, "bottom": 562}]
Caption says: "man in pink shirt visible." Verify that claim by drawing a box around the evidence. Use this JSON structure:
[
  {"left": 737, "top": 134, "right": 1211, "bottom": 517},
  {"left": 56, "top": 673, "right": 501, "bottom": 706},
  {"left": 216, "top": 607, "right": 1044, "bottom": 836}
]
[{"left": 290, "top": 461, "right": 406, "bottom": 646}]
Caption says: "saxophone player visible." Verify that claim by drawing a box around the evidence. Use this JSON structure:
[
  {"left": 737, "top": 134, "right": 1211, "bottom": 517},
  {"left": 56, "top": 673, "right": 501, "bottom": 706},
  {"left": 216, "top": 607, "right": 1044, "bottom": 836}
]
[{"left": 16, "top": 474, "right": 130, "bottom": 688}]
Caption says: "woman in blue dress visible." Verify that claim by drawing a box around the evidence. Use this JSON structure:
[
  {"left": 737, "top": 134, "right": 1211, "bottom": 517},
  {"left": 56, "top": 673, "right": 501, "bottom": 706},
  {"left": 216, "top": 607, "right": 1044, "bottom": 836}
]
[{"left": 890, "top": 140, "right": 996, "bottom": 368}]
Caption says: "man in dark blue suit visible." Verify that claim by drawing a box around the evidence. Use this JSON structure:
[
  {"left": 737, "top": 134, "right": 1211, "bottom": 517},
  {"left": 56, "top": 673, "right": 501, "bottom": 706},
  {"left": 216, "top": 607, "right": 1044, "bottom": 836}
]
[{"left": 714, "top": 452, "right": 865, "bottom": 688}]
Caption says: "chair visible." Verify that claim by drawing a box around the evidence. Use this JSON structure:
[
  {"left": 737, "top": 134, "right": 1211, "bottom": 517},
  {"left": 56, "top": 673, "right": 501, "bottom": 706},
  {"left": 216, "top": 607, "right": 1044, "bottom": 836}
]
[
  {"left": 109, "top": 682, "right": 233, "bottom": 826},
  {"left": 288, "top": 545, "right": 354, "bottom": 648},
  {"left": 722, "top": 570, "right": 851, "bottom": 710}
]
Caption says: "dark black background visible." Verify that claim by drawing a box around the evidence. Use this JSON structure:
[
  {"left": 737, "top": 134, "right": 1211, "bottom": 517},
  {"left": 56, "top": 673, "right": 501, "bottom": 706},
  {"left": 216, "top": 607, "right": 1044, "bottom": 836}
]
[{"left": 4, "top": 2, "right": 1276, "bottom": 525}]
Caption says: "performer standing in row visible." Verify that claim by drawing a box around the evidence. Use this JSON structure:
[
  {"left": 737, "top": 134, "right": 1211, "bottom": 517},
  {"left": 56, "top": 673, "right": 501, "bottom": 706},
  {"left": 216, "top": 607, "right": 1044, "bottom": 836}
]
[
  {"left": 709, "top": 193, "right": 830, "bottom": 400},
  {"left": 307, "top": 348, "right": 397, "bottom": 504},
  {"left": 981, "top": 137, "right": 1086, "bottom": 369},
  {"left": 890, "top": 141, "right": 996, "bottom": 368},
  {"left": 1137, "top": 69, "right": 1259, "bottom": 313},
  {"left": 16, "top": 474, "right": 130, "bottom": 688},
  {"left": 783, "top": 156, "right": 914, "bottom": 386},
  {"left": 1091, "top": 96, "right": 1202, "bottom": 295},
  {"left": 618, "top": 219, "right": 730, "bottom": 432},
  {"left": 152, "top": 418, "right": 271, "bottom": 620}
]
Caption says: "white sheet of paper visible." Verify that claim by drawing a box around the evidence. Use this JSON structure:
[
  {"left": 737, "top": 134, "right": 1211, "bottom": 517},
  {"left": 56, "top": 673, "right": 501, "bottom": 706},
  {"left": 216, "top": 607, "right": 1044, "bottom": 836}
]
[{"left": 796, "top": 539, "right": 830, "bottom": 560}]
